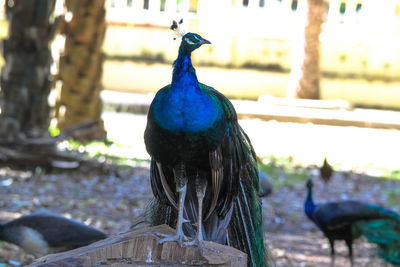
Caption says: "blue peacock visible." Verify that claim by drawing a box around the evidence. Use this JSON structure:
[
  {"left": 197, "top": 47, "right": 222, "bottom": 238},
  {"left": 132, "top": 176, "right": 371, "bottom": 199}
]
[
  {"left": 305, "top": 179, "right": 400, "bottom": 266},
  {"left": 144, "top": 27, "right": 269, "bottom": 266}
]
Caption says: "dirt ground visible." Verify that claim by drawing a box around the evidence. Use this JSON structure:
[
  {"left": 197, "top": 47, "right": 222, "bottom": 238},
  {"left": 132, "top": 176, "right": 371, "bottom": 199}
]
[{"left": 0, "top": 160, "right": 399, "bottom": 266}]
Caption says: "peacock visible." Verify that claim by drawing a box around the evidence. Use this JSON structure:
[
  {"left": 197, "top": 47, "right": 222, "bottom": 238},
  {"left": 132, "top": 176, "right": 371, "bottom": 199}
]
[
  {"left": 0, "top": 212, "right": 106, "bottom": 257},
  {"left": 143, "top": 25, "right": 268, "bottom": 267},
  {"left": 320, "top": 156, "right": 333, "bottom": 184},
  {"left": 304, "top": 179, "right": 400, "bottom": 266}
]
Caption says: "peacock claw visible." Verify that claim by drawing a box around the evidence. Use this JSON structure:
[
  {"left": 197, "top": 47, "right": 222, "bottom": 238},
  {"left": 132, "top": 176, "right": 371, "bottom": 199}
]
[{"left": 182, "top": 238, "right": 197, "bottom": 247}]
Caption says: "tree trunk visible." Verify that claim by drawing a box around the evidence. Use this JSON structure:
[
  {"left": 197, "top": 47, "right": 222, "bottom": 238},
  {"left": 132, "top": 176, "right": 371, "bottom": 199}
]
[
  {"left": 0, "top": 0, "right": 58, "bottom": 141},
  {"left": 287, "top": 0, "right": 324, "bottom": 99},
  {"left": 55, "top": 0, "right": 107, "bottom": 141}
]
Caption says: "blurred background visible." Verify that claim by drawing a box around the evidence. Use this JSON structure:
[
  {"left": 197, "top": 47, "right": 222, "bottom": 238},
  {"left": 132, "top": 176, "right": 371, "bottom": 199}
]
[{"left": 0, "top": 0, "right": 399, "bottom": 266}]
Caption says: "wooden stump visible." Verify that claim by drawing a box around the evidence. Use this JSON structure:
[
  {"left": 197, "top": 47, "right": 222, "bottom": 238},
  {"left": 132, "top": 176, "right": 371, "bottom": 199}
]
[{"left": 27, "top": 225, "right": 247, "bottom": 267}]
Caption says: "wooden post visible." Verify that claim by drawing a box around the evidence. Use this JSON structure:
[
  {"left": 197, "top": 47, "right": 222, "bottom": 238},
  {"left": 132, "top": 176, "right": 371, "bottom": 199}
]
[{"left": 27, "top": 225, "right": 247, "bottom": 266}]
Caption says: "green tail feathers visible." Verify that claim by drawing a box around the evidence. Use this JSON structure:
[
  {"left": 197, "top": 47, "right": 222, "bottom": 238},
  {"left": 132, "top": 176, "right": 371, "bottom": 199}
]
[
  {"left": 228, "top": 179, "right": 268, "bottom": 267},
  {"left": 355, "top": 218, "right": 400, "bottom": 265}
]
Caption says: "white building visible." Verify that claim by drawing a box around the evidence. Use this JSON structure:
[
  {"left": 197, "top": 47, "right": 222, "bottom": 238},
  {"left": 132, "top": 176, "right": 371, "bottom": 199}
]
[{"left": 104, "top": 0, "right": 400, "bottom": 79}]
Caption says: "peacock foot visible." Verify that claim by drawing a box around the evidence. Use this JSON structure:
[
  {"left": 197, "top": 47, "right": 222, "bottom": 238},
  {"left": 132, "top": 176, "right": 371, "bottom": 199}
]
[{"left": 156, "top": 231, "right": 190, "bottom": 246}]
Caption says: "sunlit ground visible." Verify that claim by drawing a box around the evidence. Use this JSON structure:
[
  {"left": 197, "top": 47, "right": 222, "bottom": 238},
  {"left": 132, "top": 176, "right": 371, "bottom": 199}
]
[{"left": 100, "top": 111, "right": 400, "bottom": 178}]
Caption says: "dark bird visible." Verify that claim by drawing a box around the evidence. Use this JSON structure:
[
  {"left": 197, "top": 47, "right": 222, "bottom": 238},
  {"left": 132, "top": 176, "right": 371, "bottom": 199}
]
[
  {"left": 258, "top": 170, "right": 272, "bottom": 197},
  {"left": 320, "top": 157, "right": 333, "bottom": 184},
  {"left": 0, "top": 212, "right": 107, "bottom": 257},
  {"left": 304, "top": 180, "right": 400, "bottom": 266},
  {"left": 144, "top": 31, "right": 268, "bottom": 266}
]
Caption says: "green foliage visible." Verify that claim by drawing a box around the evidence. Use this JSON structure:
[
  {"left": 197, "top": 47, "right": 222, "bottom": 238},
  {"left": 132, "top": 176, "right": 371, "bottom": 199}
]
[
  {"left": 384, "top": 188, "right": 400, "bottom": 206},
  {"left": 73, "top": 187, "right": 80, "bottom": 197},
  {"left": 258, "top": 155, "right": 400, "bottom": 192},
  {"left": 383, "top": 62, "right": 391, "bottom": 70},
  {"left": 339, "top": 53, "right": 347, "bottom": 63},
  {"left": 258, "top": 156, "right": 310, "bottom": 189},
  {"left": 48, "top": 125, "right": 60, "bottom": 137},
  {"left": 61, "top": 138, "right": 146, "bottom": 167},
  {"left": 339, "top": 2, "right": 346, "bottom": 14},
  {"left": 361, "top": 59, "right": 368, "bottom": 67},
  {"left": 381, "top": 169, "right": 400, "bottom": 180},
  {"left": 64, "top": 199, "right": 72, "bottom": 208},
  {"left": 35, "top": 166, "right": 46, "bottom": 176}
]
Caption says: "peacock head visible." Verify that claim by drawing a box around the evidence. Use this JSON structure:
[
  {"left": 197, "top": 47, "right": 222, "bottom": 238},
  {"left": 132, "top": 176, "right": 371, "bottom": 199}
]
[
  {"left": 179, "top": 33, "right": 211, "bottom": 54},
  {"left": 306, "top": 179, "right": 313, "bottom": 189}
]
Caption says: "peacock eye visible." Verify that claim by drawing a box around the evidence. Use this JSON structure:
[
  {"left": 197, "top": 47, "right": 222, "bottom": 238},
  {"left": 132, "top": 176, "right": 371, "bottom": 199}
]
[{"left": 187, "top": 35, "right": 198, "bottom": 43}]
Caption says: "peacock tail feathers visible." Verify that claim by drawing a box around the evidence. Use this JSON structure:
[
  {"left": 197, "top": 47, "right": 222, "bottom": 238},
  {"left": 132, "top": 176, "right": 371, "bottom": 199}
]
[
  {"left": 224, "top": 123, "right": 268, "bottom": 267},
  {"left": 148, "top": 198, "right": 177, "bottom": 228},
  {"left": 356, "top": 219, "right": 400, "bottom": 265},
  {"left": 377, "top": 244, "right": 400, "bottom": 265},
  {"left": 353, "top": 205, "right": 400, "bottom": 265},
  {"left": 228, "top": 176, "right": 266, "bottom": 267},
  {"left": 364, "top": 203, "right": 400, "bottom": 220},
  {"left": 356, "top": 220, "right": 400, "bottom": 244}
]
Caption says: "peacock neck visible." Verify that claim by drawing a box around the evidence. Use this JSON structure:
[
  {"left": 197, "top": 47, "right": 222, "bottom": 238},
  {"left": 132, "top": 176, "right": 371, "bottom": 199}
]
[
  {"left": 304, "top": 187, "right": 316, "bottom": 221},
  {"left": 172, "top": 48, "right": 198, "bottom": 87}
]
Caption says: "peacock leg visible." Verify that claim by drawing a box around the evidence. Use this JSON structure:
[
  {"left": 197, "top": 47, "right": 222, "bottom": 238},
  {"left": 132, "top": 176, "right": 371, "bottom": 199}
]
[
  {"left": 185, "top": 175, "right": 207, "bottom": 246},
  {"left": 345, "top": 239, "right": 353, "bottom": 267},
  {"left": 330, "top": 255, "right": 335, "bottom": 267},
  {"left": 329, "top": 239, "right": 335, "bottom": 267},
  {"left": 184, "top": 176, "right": 219, "bottom": 252},
  {"left": 158, "top": 163, "right": 189, "bottom": 246}
]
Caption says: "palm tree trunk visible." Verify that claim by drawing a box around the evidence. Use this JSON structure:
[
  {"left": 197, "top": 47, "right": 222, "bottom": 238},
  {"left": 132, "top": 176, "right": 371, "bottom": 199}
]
[
  {"left": 287, "top": 0, "right": 324, "bottom": 99},
  {"left": 0, "top": 0, "right": 57, "bottom": 141},
  {"left": 55, "top": 0, "right": 106, "bottom": 141}
]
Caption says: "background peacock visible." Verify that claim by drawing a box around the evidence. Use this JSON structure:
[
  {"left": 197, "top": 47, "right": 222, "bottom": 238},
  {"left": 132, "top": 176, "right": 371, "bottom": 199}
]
[
  {"left": 304, "top": 179, "right": 400, "bottom": 266},
  {"left": 319, "top": 157, "right": 333, "bottom": 185},
  {"left": 0, "top": 212, "right": 106, "bottom": 258},
  {"left": 143, "top": 24, "right": 269, "bottom": 266}
]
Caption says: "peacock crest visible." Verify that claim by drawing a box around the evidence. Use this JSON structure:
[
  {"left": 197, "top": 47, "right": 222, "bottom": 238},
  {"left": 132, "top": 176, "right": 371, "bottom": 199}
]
[{"left": 170, "top": 19, "right": 186, "bottom": 40}]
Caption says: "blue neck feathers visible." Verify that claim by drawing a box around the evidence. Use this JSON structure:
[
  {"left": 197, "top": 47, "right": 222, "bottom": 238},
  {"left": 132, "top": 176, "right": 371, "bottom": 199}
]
[
  {"left": 304, "top": 187, "right": 316, "bottom": 221},
  {"left": 152, "top": 46, "right": 222, "bottom": 133},
  {"left": 172, "top": 47, "right": 197, "bottom": 82}
]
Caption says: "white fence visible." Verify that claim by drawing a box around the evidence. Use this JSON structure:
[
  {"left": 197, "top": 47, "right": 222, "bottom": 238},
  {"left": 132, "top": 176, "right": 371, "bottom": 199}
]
[{"left": 104, "top": 0, "right": 400, "bottom": 78}]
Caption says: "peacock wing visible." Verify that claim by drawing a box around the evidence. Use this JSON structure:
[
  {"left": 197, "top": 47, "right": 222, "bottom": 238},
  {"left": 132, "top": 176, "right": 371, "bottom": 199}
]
[
  {"left": 201, "top": 83, "right": 267, "bottom": 266},
  {"left": 314, "top": 201, "right": 397, "bottom": 230},
  {"left": 200, "top": 82, "right": 248, "bottom": 219}
]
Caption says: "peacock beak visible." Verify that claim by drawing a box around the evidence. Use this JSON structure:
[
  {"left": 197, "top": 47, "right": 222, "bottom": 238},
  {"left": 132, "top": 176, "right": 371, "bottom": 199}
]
[{"left": 201, "top": 38, "right": 211, "bottom": 45}]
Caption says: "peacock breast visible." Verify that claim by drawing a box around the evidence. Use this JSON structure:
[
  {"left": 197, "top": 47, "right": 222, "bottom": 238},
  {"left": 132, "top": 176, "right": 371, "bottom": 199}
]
[
  {"left": 145, "top": 83, "right": 227, "bottom": 165},
  {"left": 152, "top": 84, "right": 223, "bottom": 133}
]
